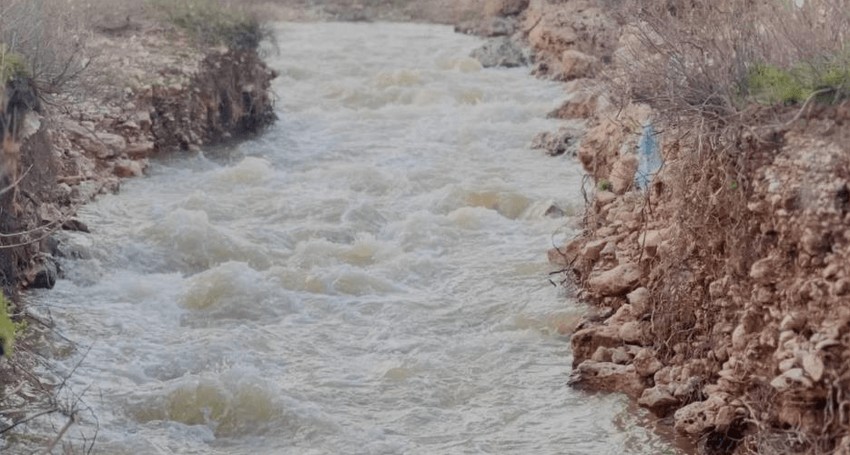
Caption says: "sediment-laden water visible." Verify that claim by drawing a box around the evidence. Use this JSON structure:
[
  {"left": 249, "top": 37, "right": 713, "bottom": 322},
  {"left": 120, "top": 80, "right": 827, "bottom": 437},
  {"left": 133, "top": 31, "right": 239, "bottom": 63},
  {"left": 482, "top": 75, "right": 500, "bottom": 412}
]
[{"left": 28, "top": 22, "right": 676, "bottom": 455}]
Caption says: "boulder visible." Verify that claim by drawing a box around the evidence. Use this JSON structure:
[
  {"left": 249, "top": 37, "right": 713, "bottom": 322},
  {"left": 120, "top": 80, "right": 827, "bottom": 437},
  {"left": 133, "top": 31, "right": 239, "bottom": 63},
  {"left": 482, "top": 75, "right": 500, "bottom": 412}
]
[
  {"left": 531, "top": 128, "right": 579, "bottom": 157},
  {"left": 470, "top": 37, "right": 530, "bottom": 68},
  {"left": 548, "top": 91, "right": 599, "bottom": 120},
  {"left": 572, "top": 361, "right": 648, "bottom": 398},
  {"left": 544, "top": 204, "right": 566, "bottom": 218},
  {"left": 639, "top": 386, "right": 680, "bottom": 416},
  {"left": 770, "top": 368, "right": 813, "bottom": 392},
  {"left": 113, "top": 159, "right": 145, "bottom": 178},
  {"left": 618, "top": 320, "right": 649, "bottom": 345},
  {"left": 633, "top": 348, "right": 663, "bottom": 377},
  {"left": 673, "top": 394, "right": 729, "bottom": 435},
  {"left": 610, "top": 346, "right": 631, "bottom": 364},
  {"left": 27, "top": 257, "right": 59, "bottom": 290},
  {"left": 591, "top": 346, "right": 613, "bottom": 362},
  {"left": 587, "top": 262, "right": 641, "bottom": 296},
  {"left": 580, "top": 238, "right": 608, "bottom": 263},
  {"left": 62, "top": 219, "right": 90, "bottom": 233},
  {"left": 94, "top": 132, "right": 127, "bottom": 159},
  {"left": 571, "top": 324, "right": 622, "bottom": 365},
  {"left": 126, "top": 141, "right": 156, "bottom": 159}
]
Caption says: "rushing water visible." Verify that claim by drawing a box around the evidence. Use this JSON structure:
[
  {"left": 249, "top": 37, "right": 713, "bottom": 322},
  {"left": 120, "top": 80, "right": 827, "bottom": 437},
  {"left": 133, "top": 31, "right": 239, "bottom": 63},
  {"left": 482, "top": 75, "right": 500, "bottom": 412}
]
[{"left": 26, "top": 23, "right": 677, "bottom": 455}]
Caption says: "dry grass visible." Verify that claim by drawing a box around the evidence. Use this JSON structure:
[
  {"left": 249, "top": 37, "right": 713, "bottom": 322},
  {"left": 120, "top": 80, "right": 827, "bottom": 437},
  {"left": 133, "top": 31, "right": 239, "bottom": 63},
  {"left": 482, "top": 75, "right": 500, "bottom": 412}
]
[{"left": 0, "top": 0, "right": 272, "bottom": 94}]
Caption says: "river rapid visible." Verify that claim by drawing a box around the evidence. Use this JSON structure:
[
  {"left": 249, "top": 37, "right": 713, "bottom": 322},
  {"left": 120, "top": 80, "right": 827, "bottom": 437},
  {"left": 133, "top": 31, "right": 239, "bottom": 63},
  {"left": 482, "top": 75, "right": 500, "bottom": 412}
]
[{"left": 28, "top": 22, "right": 677, "bottom": 455}]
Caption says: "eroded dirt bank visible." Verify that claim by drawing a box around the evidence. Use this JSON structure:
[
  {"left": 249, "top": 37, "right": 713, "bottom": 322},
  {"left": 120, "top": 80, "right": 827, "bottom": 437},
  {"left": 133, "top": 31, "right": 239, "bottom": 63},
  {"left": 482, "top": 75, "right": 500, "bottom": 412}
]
[
  {"left": 1, "top": 21, "right": 275, "bottom": 295},
  {"left": 462, "top": 0, "right": 850, "bottom": 453},
  {"left": 0, "top": 19, "right": 276, "bottom": 430}
]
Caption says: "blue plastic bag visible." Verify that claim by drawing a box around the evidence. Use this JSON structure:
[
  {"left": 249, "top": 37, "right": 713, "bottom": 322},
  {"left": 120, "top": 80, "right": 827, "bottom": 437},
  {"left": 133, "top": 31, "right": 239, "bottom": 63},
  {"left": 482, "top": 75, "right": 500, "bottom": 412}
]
[{"left": 635, "top": 123, "right": 662, "bottom": 190}]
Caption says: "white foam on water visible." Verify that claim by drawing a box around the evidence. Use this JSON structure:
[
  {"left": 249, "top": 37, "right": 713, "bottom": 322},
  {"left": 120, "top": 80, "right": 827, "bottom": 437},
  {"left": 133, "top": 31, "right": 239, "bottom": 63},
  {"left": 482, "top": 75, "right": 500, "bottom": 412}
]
[{"left": 30, "top": 22, "right": 680, "bottom": 455}]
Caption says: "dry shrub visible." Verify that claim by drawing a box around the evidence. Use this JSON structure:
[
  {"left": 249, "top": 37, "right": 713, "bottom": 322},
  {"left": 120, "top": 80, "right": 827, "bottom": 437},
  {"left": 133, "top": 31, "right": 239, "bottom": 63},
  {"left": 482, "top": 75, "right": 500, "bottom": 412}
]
[
  {"left": 605, "top": 0, "right": 850, "bottom": 354},
  {"left": 597, "top": 1, "right": 850, "bottom": 452},
  {"left": 0, "top": 0, "right": 92, "bottom": 92}
]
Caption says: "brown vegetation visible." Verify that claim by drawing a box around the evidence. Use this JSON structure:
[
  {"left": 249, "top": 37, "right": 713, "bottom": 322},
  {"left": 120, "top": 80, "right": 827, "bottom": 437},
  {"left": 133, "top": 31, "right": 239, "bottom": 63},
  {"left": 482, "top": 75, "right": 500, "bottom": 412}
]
[{"left": 519, "top": 0, "right": 850, "bottom": 452}]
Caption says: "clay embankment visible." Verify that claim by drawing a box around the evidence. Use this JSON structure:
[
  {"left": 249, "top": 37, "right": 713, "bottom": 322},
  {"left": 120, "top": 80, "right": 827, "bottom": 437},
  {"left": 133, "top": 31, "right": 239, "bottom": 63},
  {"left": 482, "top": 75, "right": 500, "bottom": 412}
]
[{"left": 464, "top": 0, "right": 850, "bottom": 453}]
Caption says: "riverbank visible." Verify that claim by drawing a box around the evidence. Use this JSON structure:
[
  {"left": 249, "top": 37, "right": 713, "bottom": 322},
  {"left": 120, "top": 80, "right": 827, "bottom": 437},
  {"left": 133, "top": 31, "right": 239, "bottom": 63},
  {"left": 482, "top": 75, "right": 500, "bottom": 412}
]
[
  {"left": 0, "top": 5, "right": 276, "bottom": 447},
  {"left": 474, "top": 1, "right": 850, "bottom": 453}
]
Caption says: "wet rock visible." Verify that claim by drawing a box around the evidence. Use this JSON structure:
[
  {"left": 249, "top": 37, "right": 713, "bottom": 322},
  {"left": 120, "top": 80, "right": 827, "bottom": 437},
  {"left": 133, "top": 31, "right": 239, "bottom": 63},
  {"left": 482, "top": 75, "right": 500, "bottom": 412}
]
[
  {"left": 572, "top": 361, "right": 647, "bottom": 398},
  {"left": 27, "top": 257, "right": 59, "bottom": 290},
  {"left": 531, "top": 128, "right": 579, "bottom": 157},
  {"left": 544, "top": 204, "right": 566, "bottom": 218},
  {"left": 62, "top": 219, "right": 90, "bottom": 233},
  {"left": 587, "top": 262, "right": 641, "bottom": 296},
  {"left": 639, "top": 386, "right": 679, "bottom": 416},
  {"left": 114, "top": 159, "right": 145, "bottom": 178},
  {"left": 470, "top": 37, "right": 530, "bottom": 68},
  {"left": 42, "top": 236, "right": 61, "bottom": 258},
  {"left": 571, "top": 324, "right": 622, "bottom": 364}
]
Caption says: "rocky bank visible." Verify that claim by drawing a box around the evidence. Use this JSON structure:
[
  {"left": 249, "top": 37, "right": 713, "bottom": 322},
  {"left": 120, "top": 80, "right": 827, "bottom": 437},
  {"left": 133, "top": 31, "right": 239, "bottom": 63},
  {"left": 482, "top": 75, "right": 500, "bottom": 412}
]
[{"left": 464, "top": 0, "right": 850, "bottom": 453}]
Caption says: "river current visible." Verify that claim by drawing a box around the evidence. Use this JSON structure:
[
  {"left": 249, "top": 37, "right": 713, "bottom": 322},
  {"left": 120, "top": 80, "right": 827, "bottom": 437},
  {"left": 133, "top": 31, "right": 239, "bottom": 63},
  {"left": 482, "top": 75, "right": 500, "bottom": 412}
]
[{"left": 28, "top": 22, "right": 676, "bottom": 455}]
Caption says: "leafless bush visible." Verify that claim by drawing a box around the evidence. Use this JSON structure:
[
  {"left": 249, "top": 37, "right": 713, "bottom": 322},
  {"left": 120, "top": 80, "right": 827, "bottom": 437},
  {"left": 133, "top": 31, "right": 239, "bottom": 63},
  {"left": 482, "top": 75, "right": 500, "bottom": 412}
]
[
  {"left": 603, "top": 2, "right": 850, "bottom": 452},
  {"left": 611, "top": 0, "right": 850, "bottom": 123},
  {"left": 0, "top": 0, "right": 95, "bottom": 92}
]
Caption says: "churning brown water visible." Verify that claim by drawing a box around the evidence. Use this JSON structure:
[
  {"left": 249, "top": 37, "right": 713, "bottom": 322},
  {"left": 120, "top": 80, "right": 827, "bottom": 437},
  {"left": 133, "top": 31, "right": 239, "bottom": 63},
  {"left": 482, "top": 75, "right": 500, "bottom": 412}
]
[{"left": 28, "top": 22, "right": 678, "bottom": 455}]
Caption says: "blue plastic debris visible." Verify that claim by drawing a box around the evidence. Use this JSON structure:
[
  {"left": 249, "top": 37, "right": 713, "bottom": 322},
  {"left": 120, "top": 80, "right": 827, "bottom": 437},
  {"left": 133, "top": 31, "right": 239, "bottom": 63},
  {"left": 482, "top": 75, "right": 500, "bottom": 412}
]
[{"left": 635, "top": 122, "right": 662, "bottom": 190}]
